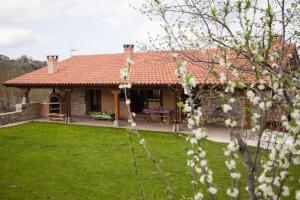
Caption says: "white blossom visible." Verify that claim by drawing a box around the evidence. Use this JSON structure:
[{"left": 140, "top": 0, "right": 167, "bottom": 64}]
[
  {"left": 226, "top": 188, "right": 239, "bottom": 198},
  {"left": 120, "top": 67, "right": 129, "bottom": 80},
  {"left": 194, "top": 192, "right": 203, "bottom": 200},
  {"left": 208, "top": 187, "right": 217, "bottom": 195},
  {"left": 296, "top": 190, "right": 300, "bottom": 200},
  {"left": 222, "top": 104, "right": 232, "bottom": 113},
  {"left": 225, "top": 160, "right": 236, "bottom": 170},
  {"left": 230, "top": 172, "right": 241, "bottom": 179},
  {"left": 194, "top": 128, "right": 207, "bottom": 139},
  {"left": 219, "top": 72, "right": 227, "bottom": 82}
]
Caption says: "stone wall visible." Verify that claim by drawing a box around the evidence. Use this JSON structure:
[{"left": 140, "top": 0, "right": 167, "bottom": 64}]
[
  {"left": 0, "top": 102, "right": 42, "bottom": 126},
  {"left": 201, "top": 96, "right": 245, "bottom": 126},
  {"left": 71, "top": 88, "right": 86, "bottom": 116}
]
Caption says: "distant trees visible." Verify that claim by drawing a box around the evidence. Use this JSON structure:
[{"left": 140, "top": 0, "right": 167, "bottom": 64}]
[{"left": 0, "top": 57, "right": 47, "bottom": 113}]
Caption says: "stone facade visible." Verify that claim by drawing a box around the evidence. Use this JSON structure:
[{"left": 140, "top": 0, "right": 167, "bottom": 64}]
[
  {"left": 201, "top": 96, "right": 245, "bottom": 126},
  {"left": 71, "top": 88, "right": 86, "bottom": 116},
  {"left": 0, "top": 102, "right": 41, "bottom": 126}
]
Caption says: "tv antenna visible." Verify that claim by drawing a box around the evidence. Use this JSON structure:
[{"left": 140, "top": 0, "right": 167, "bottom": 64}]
[{"left": 69, "top": 41, "right": 79, "bottom": 57}]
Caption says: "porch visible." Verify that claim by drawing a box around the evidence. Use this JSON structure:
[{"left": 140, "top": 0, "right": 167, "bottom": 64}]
[{"left": 35, "top": 116, "right": 255, "bottom": 145}]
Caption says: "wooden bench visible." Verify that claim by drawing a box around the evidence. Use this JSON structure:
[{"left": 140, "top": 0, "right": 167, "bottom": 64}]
[{"left": 48, "top": 113, "right": 66, "bottom": 122}]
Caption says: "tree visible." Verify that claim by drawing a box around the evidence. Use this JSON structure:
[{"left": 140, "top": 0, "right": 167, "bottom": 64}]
[{"left": 120, "top": 0, "right": 300, "bottom": 199}]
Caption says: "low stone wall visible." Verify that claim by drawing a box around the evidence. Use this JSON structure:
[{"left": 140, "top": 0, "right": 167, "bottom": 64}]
[{"left": 0, "top": 102, "right": 42, "bottom": 126}]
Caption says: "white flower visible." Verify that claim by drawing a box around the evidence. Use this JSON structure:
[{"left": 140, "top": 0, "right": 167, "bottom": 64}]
[
  {"left": 131, "top": 122, "right": 136, "bottom": 127},
  {"left": 194, "top": 128, "right": 206, "bottom": 139},
  {"left": 199, "top": 151, "right": 206, "bottom": 158},
  {"left": 253, "top": 113, "right": 261, "bottom": 119},
  {"left": 120, "top": 67, "right": 129, "bottom": 80},
  {"left": 259, "top": 102, "right": 266, "bottom": 110},
  {"left": 227, "top": 140, "right": 239, "bottom": 152},
  {"left": 291, "top": 109, "right": 300, "bottom": 120},
  {"left": 200, "top": 160, "right": 207, "bottom": 167},
  {"left": 183, "top": 104, "right": 192, "bottom": 113},
  {"left": 219, "top": 72, "right": 227, "bottom": 82},
  {"left": 266, "top": 101, "right": 272, "bottom": 109},
  {"left": 246, "top": 90, "right": 255, "bottom": 99},
  {"left": 282, "top": 185, "right": 290, "bottom": 197},
  {"left": 230, "top": 172, "right": 241, "bottom": 179},
  {"left": 262, "top": 69, "right": 269, "bottom": 75},
  {"left": 126, "top": 99, "right": 131, "bottom": 105},
  {"left": 140, "top": 139, "right": 145, "bottom": 145},
  {"left": 225, "top": 160, "right": 236, "bottom": 170},
  {"left": 126, "top": 56, "right": 134, "bottom": 65},
  {"left": 188, "top": 118, "right": 195, "bottom": 128},
  {"left": 232, "top": 69, "right": 239, "bottom": 77},
  {"left": 258, "top": 84, "right": 265, "bottom": 90},
  {"left": 187, "top": 150, "right": 194, "bottom": 156},
  {"left": 296, "top": 190, "right": 300, "bottom": 200},
  {"left": 219, "top": 58, "right": 226, "bottom": 67},
  {"left": 124, "top": 83, "right": 132, "bottom": 88},
  {"left": 229, "top": 98, "right": 236, "bottom": 103},
  {"left": 190, "top": 138, "right": 197, "bottom": 144},
  {"left": 226, "top": 188, "right": 239, "bottom": 198},
  {"left": 292, "top": 157, "right": 300, "bottom": 165},
  {"left": 222, "top": 104, "right": 232, "bottom": 113},
  {"left": 225, "top": 119, "right": 231, "bottom": 126},
  {"left": 199, "top": 175, "right": 206, "bottom": 183},
  {"left": 253, "top": 96, "right": 260, "bottom": 105},
  {"left": 194, "top": 192, "right": 203, "bottom": 200},
  {"left": 208, "top": 187, "right": 218, "bottom": 195},
  {"left": 224, "top": 150, "right": 230, "bottom": 156},
  {"left": 225, "top": 119, "right": 237, "bottom": 127}
]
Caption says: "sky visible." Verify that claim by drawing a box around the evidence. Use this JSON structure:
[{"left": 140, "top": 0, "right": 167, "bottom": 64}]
[{"left": 0, "top": 0, "right": 162, "bottom": 61}]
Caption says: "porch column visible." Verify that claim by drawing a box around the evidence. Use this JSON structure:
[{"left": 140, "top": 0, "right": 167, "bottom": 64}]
[
  {"left": 172, "top": 89, "right": 181, "bottom": 132},
  {"left": 244, "top": 99, "right": 252, "bottom": 130},
  {"left": 20, "top": 88, "right": 30, "bottom": 104},
  {"left": 65, "top": 89, "right": 72, "bottom": 123},
  {"left": 111, "top": 89, "right": 121, "bottom": 127}
]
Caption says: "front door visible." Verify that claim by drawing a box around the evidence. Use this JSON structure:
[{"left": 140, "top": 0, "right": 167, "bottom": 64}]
[
  {"left": 88, "top": 89, "right": 101, "bottom": 112},
  {"left": 130, "top": 90, "right": 146, "bottom": 113}
]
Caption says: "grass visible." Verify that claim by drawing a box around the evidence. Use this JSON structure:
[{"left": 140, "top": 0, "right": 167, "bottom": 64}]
[{"left": 0, "top": 122, "right": 298, "bottom": 200}]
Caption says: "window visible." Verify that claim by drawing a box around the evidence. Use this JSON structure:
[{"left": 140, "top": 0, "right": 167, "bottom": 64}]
[{"left": 147, "top": 90, "right": 161, "bottom": 101}]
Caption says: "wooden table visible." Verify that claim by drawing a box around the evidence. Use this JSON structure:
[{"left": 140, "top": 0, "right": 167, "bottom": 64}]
[{"left": 143, "top": 108, "right": 173, "bottom": 123}]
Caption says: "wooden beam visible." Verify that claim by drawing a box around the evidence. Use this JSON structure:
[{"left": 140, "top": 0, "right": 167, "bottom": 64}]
[
  {"left": 65, "top": 89, "right": 72, "bottom": 123},
  {"left": 111, "top": 90, "right": 121, "bottom": 126},
  {"left": 244, "top": 98, "right": 252, "bottom": 130},
  {"left": 20, "top": 88, "right": 30, "bottom": 104}
]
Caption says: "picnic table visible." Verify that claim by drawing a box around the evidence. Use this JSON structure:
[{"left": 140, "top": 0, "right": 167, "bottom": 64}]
[
  {"left": 90, "top": 112, "right": 115, "bottom": 121},
  {"left": 143, "top": 108, "right": 173, "bottom": 123}
]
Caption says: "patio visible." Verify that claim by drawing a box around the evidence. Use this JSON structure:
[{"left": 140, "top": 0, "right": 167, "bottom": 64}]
[{"left": 34, "top": 115, "right": 259, "bottom": 147}]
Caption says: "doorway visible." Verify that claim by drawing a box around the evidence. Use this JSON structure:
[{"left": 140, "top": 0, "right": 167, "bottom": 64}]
[{"left": 87, "top": 89, "right": 101, "bottom": 112}]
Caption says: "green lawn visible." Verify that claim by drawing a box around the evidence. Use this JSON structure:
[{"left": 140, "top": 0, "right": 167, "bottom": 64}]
[{"left": 0, "top": 122, "right": 298, "bottom": 200}]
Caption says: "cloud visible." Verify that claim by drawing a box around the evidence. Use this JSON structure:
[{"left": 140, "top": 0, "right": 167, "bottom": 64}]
[
  {"left": 0, "top": 28, "right": 39, "bottom": 48},
  {"left": 0, "top": 0, "right": 138, "bottom": 24},
  {"left": 131, "top": 20, "right": 166, "bottom": 43}
]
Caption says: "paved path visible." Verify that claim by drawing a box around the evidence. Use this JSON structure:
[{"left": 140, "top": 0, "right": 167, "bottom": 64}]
[{"left": 1, "top": 118, "right": 259, "bottom": 147}]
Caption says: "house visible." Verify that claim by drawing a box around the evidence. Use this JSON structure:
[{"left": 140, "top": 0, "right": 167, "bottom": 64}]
[
  {"left": 2, "top": 41, "right": 299, "bottom": 128},
  {"left": 0, "top": 54, "right": 9, "bottom": 61}
]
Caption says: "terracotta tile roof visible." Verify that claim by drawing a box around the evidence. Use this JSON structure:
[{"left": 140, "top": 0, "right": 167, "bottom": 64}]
[{"left": 3, "top": 46, "right": 297, "bottom": 87}]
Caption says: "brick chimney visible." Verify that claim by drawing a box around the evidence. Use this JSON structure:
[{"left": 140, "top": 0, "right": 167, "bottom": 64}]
[
  {"left": 123, "top": 44, "right": 134, "bottom": 59},
  {"left": 272, "top": 35, "right": 283, "bottom": 47},
  {"left": 47, "top": 55, "right": 59, "bottom": 73}
]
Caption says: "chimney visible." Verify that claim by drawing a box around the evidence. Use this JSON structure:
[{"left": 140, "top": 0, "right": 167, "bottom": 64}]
[
  {"left": 272, "top": 35, "right": 283, "bottom": 47},
  {"left": 47, "top": 55, "right": 59, "bottom": 73},
  {"left": 123, "top": 44, "right": 134, "bottom": 59}
]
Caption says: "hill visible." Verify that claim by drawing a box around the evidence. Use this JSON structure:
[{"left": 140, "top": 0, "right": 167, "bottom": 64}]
[{"left": 0, "top": 56, "right": 49, "bottom": 113}]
